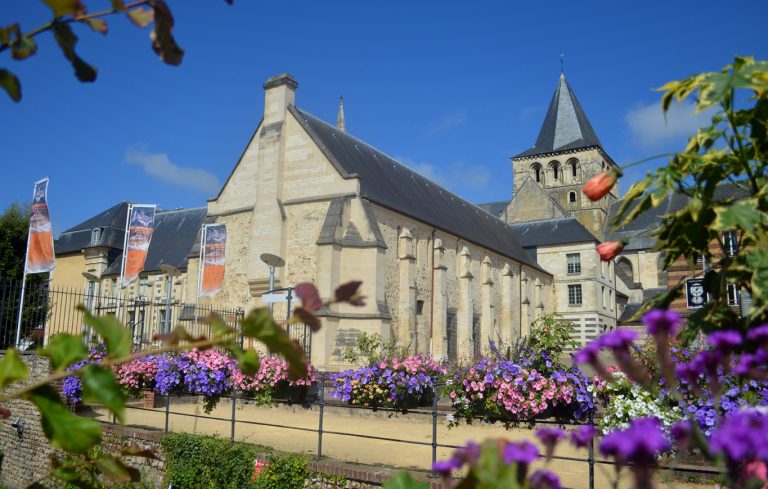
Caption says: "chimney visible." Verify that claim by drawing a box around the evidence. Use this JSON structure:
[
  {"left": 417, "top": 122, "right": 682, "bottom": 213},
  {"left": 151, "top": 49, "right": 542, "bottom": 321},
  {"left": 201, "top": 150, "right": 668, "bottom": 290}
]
[{"left": 262, "top": 73, "right": 298, "bottom": 124}]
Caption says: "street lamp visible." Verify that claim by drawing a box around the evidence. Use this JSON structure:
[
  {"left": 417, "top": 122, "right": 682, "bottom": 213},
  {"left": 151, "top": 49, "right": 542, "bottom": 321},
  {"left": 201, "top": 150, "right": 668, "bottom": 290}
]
[
  {"left": 159, "top": 264, "right": 182, "bottom": 335},
  {"left": 260, "top": 253, "right": 285, "bottom": 315}
]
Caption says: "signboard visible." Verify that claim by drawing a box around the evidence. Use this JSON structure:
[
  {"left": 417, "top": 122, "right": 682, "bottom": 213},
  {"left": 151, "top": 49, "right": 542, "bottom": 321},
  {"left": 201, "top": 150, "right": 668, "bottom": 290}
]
[
  {"left": 25, "top": 177, "right": 56, "bottom": 273},
  {"left": 199, "top": 223, "right": 227, "bottom": 297},
  {"left": 122, "top": 205, "right": 156, "bottom": 287},
  {"left": 685, "top": 278, "right": 707, "bottom": 309},
  {"left": 261, "top": 293, "right": 288, "bottom": 303}
]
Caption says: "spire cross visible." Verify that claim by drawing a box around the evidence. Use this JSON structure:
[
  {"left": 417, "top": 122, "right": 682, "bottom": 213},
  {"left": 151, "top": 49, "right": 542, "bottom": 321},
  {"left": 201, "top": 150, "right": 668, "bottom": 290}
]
[{"left": 560, "top": 54, "right": 565, "bottom": 74}]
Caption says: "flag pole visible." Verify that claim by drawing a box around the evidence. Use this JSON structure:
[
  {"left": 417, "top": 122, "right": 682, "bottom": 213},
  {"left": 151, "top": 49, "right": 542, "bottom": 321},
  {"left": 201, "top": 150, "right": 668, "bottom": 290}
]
[
  {"left": 195, "top": 224, "right": 207, "bottom": 331},
  {"left": 116, "top": 204, "right": 133, "bottom": 321},
  {"left": 14, "top": 233, "right": 32, "bottom": 349}
]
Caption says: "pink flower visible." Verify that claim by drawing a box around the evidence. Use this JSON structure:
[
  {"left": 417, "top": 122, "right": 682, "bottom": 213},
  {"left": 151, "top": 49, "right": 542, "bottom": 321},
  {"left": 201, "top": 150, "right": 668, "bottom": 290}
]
[
  {"left": 596, "top": 241, "right": 625, "bottom": 261},
  {"left": 582, "top": 169, "right": 620, "bottom": 201}
]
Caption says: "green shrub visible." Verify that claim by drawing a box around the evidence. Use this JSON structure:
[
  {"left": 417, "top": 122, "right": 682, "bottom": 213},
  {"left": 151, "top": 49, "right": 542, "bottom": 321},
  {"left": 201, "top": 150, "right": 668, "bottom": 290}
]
[
  {"left": 162, "top": 434, "right": 323, "bottom": 489},
  {"left": 252, "top": 453, "right": 309, "bottom": 489},
  {"left": 162, "top": 433, "right": 269, "bottom": 489}
]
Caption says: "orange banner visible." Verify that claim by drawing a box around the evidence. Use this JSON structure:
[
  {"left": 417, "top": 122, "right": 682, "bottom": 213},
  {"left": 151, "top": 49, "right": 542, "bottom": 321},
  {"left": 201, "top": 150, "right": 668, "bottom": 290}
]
[
  {"left": 121, "top": 205, "right": 156, "bottom": 287},
  {"left": 25, "top": 178, "right": 56, "bottom": 274},
  {"left": 200, "top": 223, "right": 226, "bottom": 297}
]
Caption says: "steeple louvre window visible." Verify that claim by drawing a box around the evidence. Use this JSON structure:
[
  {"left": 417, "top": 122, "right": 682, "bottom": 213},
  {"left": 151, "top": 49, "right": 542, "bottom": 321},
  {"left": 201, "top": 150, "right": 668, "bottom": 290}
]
[
  {"left": 568, "top": 191, "right": 577, "bottom": 204},
  {"left": 567, "top": 158, "right": 579, "bottom": 180},
  {"left": 549, "top": 161, "right": 561, "bottom": 183},
  {"left": 531, "top": 163, "right": 543, "bottom": 183}
]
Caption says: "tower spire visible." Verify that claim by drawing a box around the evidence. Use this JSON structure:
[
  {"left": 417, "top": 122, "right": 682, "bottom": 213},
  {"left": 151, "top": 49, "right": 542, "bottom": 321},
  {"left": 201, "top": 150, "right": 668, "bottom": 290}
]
[{"left": 336, "top": 95, "right": 346, "bottom": 132}]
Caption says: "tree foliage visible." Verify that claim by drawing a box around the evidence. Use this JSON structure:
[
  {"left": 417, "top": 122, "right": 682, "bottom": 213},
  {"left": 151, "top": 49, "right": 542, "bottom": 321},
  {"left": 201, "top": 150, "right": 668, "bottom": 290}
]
[
  {"left": 0, "top": 0, "right": 235, "bottom": 102},
  {"left": 614, "top": 56, "right": 768, "bottom": 341},
  {"left": 0, "top": 202, "right": 31, "bottom": 283}
]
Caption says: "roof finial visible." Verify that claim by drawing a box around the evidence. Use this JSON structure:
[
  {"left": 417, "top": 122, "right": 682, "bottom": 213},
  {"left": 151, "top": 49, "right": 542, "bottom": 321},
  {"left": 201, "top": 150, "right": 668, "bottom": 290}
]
[
  {"left": 560, "top": 54, "right": 565, "bottom": 75},
  {"left": 336, "top": 95, "right": 346, "bottom": 132}
]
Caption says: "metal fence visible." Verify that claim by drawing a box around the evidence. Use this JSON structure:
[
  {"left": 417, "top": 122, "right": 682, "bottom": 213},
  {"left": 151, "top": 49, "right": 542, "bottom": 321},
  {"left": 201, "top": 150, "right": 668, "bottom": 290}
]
[
  {"left": 0, "top": 280, "right": 244, "bottom": 350},
  {"left": 114, "top": 375, "right": 721, "bottom": 489}
]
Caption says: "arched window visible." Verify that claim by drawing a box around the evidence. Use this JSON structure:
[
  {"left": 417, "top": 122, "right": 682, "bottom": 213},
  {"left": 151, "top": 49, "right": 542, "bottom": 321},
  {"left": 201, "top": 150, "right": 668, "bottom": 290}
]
[
  {"left": 549, "top": 161, "right": 561, "bottom": 182},
  {"left": 531, "top": 163, "right": 543, "bottom": 183},
  {"left": 567, "top": 158, "right": 579, "bottom": 179},
  {"left": 568, "top": 191, "right": 577, "bottom": 204},
  {"left": 657, "top": 254, "right": 668, "bottom": 287},
  {"left": 617, "top": 257, "right": 633, "bottom": 282}
]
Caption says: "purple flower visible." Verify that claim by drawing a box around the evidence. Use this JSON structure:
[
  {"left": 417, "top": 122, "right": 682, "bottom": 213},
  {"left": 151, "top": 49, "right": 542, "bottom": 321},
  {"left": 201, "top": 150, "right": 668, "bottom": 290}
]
[
  {"left": 432, "top": 459, "right": 458, "bottom": 476},
  {"left": 530, "top": 470, "right": 561, "bottom": 489},
  {"left": 570, "top": 425, "right": 597, "bottom": 448},
  {"left": 710, "top": 410, "right": 768, "bottom": 463},
  {"left": 536, "top": 427, "right": 565, "bottom": 456},
  {"left": 707, "top": 330, "right": 742, "bottom": 352},
  {"left": 503, "top": 440, "right": 540, "bottom": 464},
  {"left": 453, "top": 441, "right": 481, "bottom": 466},
  {"left": 573, "top": 341, "right": 600, "bottom": 365},
  {"left": 599, "top": 418, "right": 671, "bottom": 465},
  {"left": 643, "top": 309, "right": 682, "bottom": 336},
  {"left": 747, "top": 324, "right": 768, "bottom": 345},
  {"left": 598, "top": 329, "right": 638, "bottom": 350}
]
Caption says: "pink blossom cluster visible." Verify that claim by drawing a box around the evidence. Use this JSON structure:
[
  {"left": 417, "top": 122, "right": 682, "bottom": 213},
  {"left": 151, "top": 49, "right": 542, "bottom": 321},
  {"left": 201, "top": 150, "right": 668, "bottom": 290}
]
[
  {"left": 114, "top": 356, "right": 159, "bottom": 394},
  {"left": 380, "top": 356, "right": 448, "bottom": 376},
  {"left": 230, "top": 356, "right": 315, "bottom": 394},
  {"left": 492, "top": 369, "right": 575, "bottom": 419}
]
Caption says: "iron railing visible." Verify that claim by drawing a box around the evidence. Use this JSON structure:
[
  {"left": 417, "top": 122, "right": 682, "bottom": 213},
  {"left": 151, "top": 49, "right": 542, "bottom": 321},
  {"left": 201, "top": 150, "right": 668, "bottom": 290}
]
[
  {"left": 0, "top": 280, "right": 244, "bottom": 350},
  {"left": 114, "top": 375, "right": 721, "bottom": 488}
]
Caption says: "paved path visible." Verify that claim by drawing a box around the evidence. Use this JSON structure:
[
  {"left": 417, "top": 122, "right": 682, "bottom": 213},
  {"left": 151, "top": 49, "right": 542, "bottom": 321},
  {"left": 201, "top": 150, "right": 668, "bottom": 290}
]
[{"left": 97, "top": 400, "right": 715, "bottom": 489}]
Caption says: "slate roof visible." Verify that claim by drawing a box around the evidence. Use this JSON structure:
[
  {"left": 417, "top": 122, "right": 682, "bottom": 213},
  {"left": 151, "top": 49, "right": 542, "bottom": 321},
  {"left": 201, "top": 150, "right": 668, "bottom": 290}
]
[
  {"left": 508, "top": 218, "right": 597, "bottom": 248},
  {"left": 476, "top": 200, "right": 510, "bottom": 218},
  {"left": 102, "top": 207, "right": 207, "bottom": 276},
  {"left": 514, "top": 74, "right": 602, "bottom": 159},
  {"left": 619, "top": 288, "right": 668, "bottom": 323},
  {"left": 290, "top": 106, "right": 548, "bottom": 274},
  {"left": 55, "top": 201, "right": 130, "bottom": 255},
  {"left": 605, "top": 182, "right": 751, "bottom": 250}
]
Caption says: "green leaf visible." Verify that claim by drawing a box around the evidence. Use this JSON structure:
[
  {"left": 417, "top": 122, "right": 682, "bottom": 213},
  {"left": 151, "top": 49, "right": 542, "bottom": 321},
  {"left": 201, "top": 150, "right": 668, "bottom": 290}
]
[
  {"left": 713, "top": 200, "right": 766, "bottom": 237},
  {"left": 150, "top": 1, "right": 184, "bottom": 65},
  {"left": 42, "top": 333, "right": 88, "bottom": 372},
  {"left": 126, "top": 6, "right": 153, "bottom": 28},
  {"left": 0, "top": 348, "right": 28, "bottom": 389},
  {"left": 382, "top": 472, "right": 428, "bottom": 489},
  {"left": 209, "top": 313, "right": 235, "bottom": 338},
  {"left": 42, "top": 0, "right": 85, "bottom": 17},
  {"left": 83, "top": 18, "right": 108, "bottom": 35},
  {"left": 0, "top": 68, "right": 21, "bottom": 102},
  {"left": 26, "top": 385, "right": 101, "bottom": 453},
  {"left": 95, "top": 454, "right": 135, "bottom": 483},
  {"left": 52, "top": 24, "right": 97, "bottom": 82},
  {"left": 689, "top": 196, "right": 703, "bottom": 222},
  {"left": 226, "top": 346, "right": 260, "bottom": 376},
  {"left": 78, "top": 307, "right": 132, "bottom": 358},
  {"left": 81, "top": 365, "right": 126, "bottom": 423},
  {"left": 11, "top": 36, "right": 37, "bottom": 60},
  {"left": 240, "top": 309, "right": 307, "bottom": 379}
]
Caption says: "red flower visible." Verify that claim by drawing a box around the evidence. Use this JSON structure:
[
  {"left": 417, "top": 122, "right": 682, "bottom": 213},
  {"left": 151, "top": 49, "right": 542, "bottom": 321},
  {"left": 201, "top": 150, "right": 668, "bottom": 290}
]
[
  {"left": 597, "top": 241, "right": 625, "bottom": 261},
  {"left": 582, "top": 170, "right": 619, "bottom": 201}
]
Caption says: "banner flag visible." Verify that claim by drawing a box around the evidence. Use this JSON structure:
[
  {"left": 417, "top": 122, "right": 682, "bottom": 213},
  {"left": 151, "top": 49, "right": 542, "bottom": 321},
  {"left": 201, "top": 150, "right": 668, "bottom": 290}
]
[
  {"left": 121, "top": 205, "right": 156, "bottom": 287},
  {"left": 25, "top": 177, "right": 56, "bottom": 274},
  {"left": 200, "top": 223, "right": 227, "bottom": 297}
]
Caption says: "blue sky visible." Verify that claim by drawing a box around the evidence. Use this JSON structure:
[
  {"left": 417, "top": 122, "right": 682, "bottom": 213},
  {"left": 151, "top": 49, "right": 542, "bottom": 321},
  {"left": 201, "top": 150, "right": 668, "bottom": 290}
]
[{"left": 2, "top": 0, "right": 767, "bottom": 234}]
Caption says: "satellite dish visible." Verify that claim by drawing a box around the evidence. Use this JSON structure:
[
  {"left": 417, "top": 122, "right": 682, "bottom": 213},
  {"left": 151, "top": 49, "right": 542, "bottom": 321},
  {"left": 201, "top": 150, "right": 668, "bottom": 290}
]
[
  {"left": 160, "top": 264, "right": 182, "bottom": 277},
  {"left": 260, "top": 253, "right": 285, "bottom": 268}
]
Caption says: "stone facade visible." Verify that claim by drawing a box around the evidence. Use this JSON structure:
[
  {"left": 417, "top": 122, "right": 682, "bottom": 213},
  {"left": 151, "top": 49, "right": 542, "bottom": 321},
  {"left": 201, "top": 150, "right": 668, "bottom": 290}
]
[{"left": 200, "top": 74, "right": 553, "bottom": 369}]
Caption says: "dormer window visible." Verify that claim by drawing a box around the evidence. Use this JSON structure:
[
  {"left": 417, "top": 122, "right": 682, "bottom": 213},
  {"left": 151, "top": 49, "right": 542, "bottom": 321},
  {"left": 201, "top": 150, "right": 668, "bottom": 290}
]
[{"left": 90, "top": 227, "right": 102, "bottom": 246}]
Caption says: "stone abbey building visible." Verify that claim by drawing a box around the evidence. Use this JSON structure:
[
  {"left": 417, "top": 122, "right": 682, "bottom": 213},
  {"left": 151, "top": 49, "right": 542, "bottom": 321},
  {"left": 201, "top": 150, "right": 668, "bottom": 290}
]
[{"left": 51, "top": 72, "right": 673, "bottom": 369}]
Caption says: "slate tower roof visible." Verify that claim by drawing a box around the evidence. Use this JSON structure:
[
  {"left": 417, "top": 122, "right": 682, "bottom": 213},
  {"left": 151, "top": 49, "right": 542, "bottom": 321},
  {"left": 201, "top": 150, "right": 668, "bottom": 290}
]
[{"left": 515, "top": 74, "right": 602, "bottom": 158}]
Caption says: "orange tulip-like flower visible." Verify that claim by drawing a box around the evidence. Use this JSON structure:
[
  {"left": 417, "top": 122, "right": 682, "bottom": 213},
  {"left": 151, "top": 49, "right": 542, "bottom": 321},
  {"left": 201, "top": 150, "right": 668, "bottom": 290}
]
[
  {"left": 596, "top": 241, "right": 626, "bottom": 261},
  {"left": 582, "top": 169, "right": 620, "bottom": 201}
]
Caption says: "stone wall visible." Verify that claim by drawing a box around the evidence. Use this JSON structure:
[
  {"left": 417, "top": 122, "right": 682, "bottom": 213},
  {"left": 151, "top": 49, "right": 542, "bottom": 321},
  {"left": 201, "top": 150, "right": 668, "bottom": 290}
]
[{"left": 0, "top": 352, "right": 57, "bottom": 488}]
